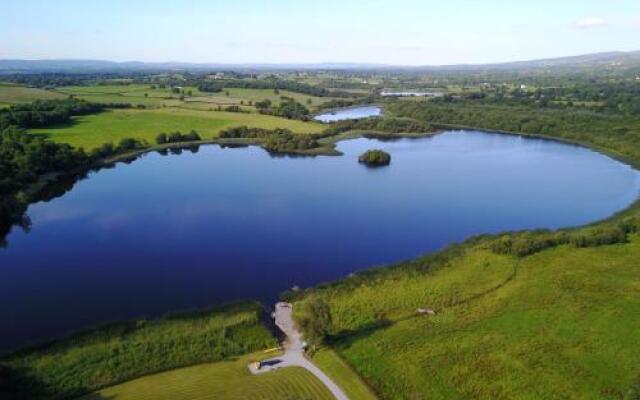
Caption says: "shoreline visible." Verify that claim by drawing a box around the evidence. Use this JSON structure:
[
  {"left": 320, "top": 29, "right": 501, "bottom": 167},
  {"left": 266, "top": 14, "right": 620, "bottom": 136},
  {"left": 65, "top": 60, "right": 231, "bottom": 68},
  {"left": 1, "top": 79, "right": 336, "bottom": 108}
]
[{"left": 4, "top": 123, "right": 640, "bottom": 355}]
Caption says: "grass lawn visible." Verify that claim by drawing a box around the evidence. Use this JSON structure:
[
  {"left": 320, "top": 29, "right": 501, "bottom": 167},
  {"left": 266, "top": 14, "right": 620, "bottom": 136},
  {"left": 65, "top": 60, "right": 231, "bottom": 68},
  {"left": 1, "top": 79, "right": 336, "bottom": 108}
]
[
  {"left": 296, "top": 236, "right": 640, "bottom": 399},
  {"left": 83, "top": 354, "right": 335, "bottom": 400},
  {"left": 29, "top": 107, "right": 323, "bottom": 150},
  {"left": 0, "top": 82, "right": 65, "bottom": 104},
  {"left": 312, "top": 348, "right": 378, "bottom": 400}
]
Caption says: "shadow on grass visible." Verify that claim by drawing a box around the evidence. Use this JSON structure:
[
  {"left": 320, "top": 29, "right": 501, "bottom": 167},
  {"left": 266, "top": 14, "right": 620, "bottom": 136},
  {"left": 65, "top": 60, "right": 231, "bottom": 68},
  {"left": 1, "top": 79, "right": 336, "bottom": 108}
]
[
  {"left": 329, "top": 318, "right": 394, "bottom": 348},
  {"left": 1, "top": 364, "right": 117, "bottom": 400},
  {"left": 29, "top": 117, "right": 84, "bottom": 134}
]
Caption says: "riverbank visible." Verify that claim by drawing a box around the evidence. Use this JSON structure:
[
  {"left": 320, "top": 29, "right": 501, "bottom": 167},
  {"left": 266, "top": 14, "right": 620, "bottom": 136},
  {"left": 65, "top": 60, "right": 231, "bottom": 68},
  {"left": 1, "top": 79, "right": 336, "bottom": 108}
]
[{"left": 0, "top": 302, "right": 276, "bottom": 399}]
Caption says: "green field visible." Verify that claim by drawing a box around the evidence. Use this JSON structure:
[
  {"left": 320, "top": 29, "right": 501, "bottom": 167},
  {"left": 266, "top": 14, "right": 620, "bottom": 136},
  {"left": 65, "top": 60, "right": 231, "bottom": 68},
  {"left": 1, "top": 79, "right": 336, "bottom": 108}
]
[
  {"left": 84, "top": 354, "right": 335, "bottom": 400},
  {"left": 0, "top": 82, "right": 65, "bottom": 104},
  {"left": 0, "top": 302, "right": 276, "bottom": 399},
  {"left": 29, "top": 107, "right": 323, "bottom": 150},
  {"left": 295, "top": 236, "right": 640, "bottom": 399},
  {"left": 312, "top": 348, "right": 378, "bottom": 400}
]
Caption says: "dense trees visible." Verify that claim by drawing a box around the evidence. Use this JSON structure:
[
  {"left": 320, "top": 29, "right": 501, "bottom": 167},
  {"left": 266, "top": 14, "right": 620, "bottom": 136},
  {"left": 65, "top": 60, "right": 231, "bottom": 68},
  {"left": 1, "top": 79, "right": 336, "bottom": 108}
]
[
  {"left": 255, "top": 98, "right": 310, "bottom": 120},
  {"left": 263, "top": 132, "right": 318, "bottom": 152},
  {"left": 0, "top": 98, "right": 107, "bottom": 129},
  {"left": 0, "top": 126, "right": 88, "bottom": 195},
  {"left": 487, "top": 217, "right": 639, "bottom": 257},
  {"left": 218, "top": 126, "right": 319, "bottom": 153},
  {"left": 197, "top": 82, "right": 224, "bottom": 93},
  {"left": 156, "top": 130, "right": 201, "bottom": 144},
  {"left": 421, "top": 80, "right": 640, "bottom": 116},
  {"left": 323, "top": 116, "right": 433, "bottom": 135}
]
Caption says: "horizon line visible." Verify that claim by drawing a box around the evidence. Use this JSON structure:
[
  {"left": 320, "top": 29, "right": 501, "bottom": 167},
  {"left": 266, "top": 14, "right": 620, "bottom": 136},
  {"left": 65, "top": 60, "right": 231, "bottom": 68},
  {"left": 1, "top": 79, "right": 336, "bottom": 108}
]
[{"left": 1, "top": 49, "right": 639, "bottom": 69}]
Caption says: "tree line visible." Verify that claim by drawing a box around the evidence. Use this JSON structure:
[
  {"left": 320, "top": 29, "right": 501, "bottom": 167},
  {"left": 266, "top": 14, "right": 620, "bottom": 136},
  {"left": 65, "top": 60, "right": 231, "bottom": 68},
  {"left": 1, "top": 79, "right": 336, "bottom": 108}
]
[
  {"left": 218, "top": 126, "right": 320, "bottom": 152},
  {"left": 486, "top": 218, "right": 639, "bottom": 257},
  {"left": 156, "top": 130, "right": 201, "bottom": 144},
  {"left": 0, "top": 98, "right": 109, "bottom": 129}
]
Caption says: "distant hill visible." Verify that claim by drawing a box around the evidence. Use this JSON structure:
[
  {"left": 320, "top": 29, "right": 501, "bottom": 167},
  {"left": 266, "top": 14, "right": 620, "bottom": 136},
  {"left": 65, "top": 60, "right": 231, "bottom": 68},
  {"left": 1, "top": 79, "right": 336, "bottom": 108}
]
[
  {"left": 1, "top": 51, "right": 639, "bottom": 74},
  {"left": 421, "top": 51, "right": 640, "bottom": 72}
]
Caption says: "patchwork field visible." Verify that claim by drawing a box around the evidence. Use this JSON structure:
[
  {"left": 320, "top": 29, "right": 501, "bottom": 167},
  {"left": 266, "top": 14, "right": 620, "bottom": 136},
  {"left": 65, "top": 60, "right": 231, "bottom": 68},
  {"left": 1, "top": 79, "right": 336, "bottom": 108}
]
[
  {"left": 297, "top": 236, "right": 640, "bottom": 399},
  {"left": 0, "top": 82, "right": 65, "bottom": 104},
  {"left": 83, "top": 354, "right": 335, "bottom": 400},
  {"left": 29, "top": 107, "right": 323, "bottom": 150},
  {"left": 53, "top": 84, "right": 338, "bottom": 112}
]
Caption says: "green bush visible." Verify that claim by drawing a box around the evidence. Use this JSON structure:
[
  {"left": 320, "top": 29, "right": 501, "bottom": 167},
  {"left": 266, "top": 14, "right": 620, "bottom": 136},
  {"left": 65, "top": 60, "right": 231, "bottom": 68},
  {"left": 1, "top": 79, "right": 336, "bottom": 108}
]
[
  {"left": 571, "top": 226, "right": 628, "bottom": 248},
  {"left": 155, "top": 132, "right": 167, "bottom": 144}
]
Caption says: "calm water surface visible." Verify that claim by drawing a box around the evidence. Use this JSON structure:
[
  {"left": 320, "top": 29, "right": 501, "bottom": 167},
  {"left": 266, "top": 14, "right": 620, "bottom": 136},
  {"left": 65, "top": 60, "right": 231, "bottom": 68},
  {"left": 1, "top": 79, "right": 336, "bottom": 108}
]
[
  {"left": 314, "top": 105, "right": 382, "bottom": 122},
  {"left": 1, "top": 130, "right": 639, "bottom": 351}
]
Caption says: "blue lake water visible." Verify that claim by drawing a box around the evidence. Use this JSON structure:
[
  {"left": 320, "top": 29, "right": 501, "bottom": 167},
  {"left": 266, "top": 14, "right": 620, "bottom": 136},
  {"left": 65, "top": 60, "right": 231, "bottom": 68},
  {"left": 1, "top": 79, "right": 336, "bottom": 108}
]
[
  {"left": 1, "top": 130, "right": 639, "bottom": 352},
  {"left": 314, "top": 105, "right": 382, "bottom": 122}
]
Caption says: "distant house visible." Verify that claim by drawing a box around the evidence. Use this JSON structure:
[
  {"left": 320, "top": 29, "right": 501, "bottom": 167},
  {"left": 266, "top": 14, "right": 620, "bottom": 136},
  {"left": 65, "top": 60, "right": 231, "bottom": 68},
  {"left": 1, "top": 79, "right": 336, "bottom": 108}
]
[{"left": 520, "top": 84, "right": 527, "bottom": 90}]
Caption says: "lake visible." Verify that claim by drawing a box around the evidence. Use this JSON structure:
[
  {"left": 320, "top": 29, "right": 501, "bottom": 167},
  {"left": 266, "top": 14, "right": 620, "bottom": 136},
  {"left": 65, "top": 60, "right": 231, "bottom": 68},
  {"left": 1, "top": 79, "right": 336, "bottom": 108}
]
[
  {"left": 1, "top": 130, "right": 639, "bottom": 352},
  {"left": 313, "top": 105, "right": 382, "bottom": 122}
]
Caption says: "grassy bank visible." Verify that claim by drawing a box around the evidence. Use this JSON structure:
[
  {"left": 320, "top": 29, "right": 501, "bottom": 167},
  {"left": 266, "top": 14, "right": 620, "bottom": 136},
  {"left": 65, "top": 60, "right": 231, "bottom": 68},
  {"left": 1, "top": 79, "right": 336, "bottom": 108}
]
[
  {"left": 312, "top": 348, "right": 379, "bottom": 400},
  {"left": 82, "top": 353, "right": 335, "bottom": 400},
  {"left": 294, "top": 236, "right": 640, "bottom": 399},
  {"left": 29, "top": 107, "right": 323, "bottom": 150},
  {"left": 0, "top": 302, "right": 276, "bottom": 400}
]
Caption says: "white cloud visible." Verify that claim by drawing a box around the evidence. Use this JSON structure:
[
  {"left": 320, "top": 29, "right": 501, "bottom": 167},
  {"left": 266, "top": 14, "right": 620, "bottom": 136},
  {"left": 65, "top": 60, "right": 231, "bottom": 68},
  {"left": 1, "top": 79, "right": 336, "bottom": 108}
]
[{"left": 574, "top": 17, "right": 608, "bottom": 29}]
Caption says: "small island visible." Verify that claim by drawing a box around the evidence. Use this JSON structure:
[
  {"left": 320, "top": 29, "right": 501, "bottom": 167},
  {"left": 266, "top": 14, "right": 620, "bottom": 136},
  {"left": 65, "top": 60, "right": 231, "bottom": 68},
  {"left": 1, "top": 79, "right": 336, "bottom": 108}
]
[{"left": 358, "top": 149, "right": 391, "bottom": 166}]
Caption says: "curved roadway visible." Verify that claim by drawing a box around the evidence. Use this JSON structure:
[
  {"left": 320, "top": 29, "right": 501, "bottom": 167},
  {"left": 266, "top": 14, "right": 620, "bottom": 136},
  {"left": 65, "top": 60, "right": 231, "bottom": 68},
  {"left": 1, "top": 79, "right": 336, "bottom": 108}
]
[{"left": 248, "top": 302, "right": 349, "bottom": 400}]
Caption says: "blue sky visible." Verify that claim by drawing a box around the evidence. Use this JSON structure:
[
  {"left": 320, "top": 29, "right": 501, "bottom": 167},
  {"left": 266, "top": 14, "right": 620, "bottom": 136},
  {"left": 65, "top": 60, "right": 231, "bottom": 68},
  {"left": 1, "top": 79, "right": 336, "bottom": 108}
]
[{"left": 1, "top": 0, "right": 639, "bottom": 65}]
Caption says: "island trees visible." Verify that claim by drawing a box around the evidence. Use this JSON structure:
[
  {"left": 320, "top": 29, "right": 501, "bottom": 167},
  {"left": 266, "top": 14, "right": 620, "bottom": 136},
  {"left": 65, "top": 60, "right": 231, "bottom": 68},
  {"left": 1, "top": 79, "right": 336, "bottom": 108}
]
[{"left": 358, "top": 149, "right": 391, "bottom": 166}]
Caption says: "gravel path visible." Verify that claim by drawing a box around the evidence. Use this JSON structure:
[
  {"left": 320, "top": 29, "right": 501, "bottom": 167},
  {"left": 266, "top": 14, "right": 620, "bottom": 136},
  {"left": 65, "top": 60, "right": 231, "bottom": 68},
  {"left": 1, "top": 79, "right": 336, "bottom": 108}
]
[{"left": 249, "top": 302, "right": 349, "bottom": 400}]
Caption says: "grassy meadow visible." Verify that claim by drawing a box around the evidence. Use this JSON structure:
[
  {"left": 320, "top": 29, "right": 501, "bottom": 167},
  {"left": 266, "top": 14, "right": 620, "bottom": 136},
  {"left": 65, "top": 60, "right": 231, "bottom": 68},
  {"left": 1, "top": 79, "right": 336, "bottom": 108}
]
[
  {"left": 83, "top": 354, "right": 335, "bottom": 400},
  {"left": 295, "top": 236, "right": 640, "bottom": 399},
  {"left": 0, "top": 82, "right": 65, "bottom": 104},
  {"left": 0, "top": 302, "right": 276, "bottom": 400},
  {"left": 29, "top": 107, "right": 323, "bottom": 150}
]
